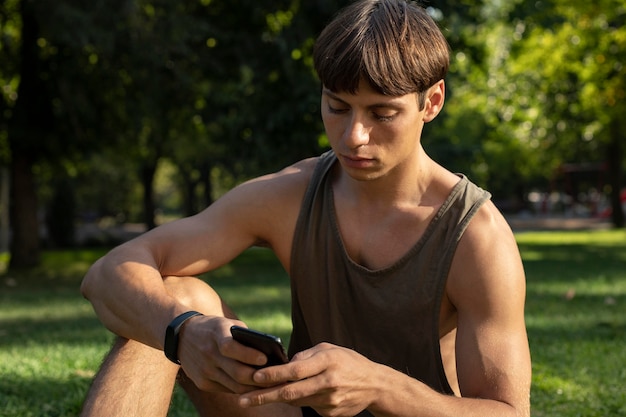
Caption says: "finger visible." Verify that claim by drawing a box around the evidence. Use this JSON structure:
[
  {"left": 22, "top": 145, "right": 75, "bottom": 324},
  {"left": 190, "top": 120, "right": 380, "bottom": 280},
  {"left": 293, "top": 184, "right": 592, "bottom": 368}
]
[
  {"left": 238, "top": 383, "right": 298, "bottom": 408},
  {"left": 253, "top": 347, "right": 329, "bottom": 385},
  {"left": 239, "top": 378, "right": 321, "bottom": 408},
  {"left": 193, "top": 363, "right": 262, "bottom": 395},
  {"left": 223, "top": 337, "right": 270, "bottom": 368},
  {"left": 219, "top": 356, "right": 270, "bottom": 388},
  {"left": 288, "top": 342, "right": 335, "bottom": 363}
]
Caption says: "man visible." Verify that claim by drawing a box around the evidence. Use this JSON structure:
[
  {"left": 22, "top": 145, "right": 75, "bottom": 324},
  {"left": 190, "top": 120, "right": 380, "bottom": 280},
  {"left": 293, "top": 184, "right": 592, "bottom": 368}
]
[{"left": 80, "top": 0, "right": 531, "bottom": 416}]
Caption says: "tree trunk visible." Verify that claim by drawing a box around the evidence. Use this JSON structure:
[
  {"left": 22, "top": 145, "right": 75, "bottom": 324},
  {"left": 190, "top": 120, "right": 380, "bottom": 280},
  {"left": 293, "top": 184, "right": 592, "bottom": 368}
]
[
  {"left": 200, "top": 162, "right": 214, "bottom": 208},
  {"left": 141, "top": 161, "right": 158, "bottom": 230},
  {"left": 176, "top": 165, "right": 196, "bottom": 217},
  {"left": 608, "top": 120, "right": 624, "bottom": 228},
  {"left": 0, "top": 167, "right": 11, "bottom": 255},
  {"left": 184, "top": 174, "right": 198, "bottom": 217},
  {"left": 9, "top": 155, "right": 40, "bottom": 267},
  {"left": 8, "top": 0, "right": 49, "bottom": 267}
]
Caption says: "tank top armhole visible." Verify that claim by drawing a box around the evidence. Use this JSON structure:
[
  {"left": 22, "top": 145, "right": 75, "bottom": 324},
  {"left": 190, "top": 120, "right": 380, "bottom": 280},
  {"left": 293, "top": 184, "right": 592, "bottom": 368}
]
[
  {"left": 431, "top": 184, "right": 492, "bottom": 395},
  {"left": 289, "top": 151, "right": 337, "bottom": 277}
]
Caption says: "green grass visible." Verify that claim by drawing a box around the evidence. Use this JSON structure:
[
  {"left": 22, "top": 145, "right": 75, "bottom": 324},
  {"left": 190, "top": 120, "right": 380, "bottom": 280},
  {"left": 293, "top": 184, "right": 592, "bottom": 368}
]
[
  {"left": 518, "top": 229, "right": 626, "bottom": 417},
  {"left": 0, "top": 248, "right": 292, "bottom": 417},
  {"left": 0, "top": 229, "right": 625, "bottom": 416}
]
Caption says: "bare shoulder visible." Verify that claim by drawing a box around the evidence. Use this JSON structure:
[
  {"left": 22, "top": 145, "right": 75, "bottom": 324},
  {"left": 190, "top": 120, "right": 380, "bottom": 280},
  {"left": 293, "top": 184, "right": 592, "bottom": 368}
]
[
  {"left": 447, "top": 201, "right": 525, "bottom": 307},
  {"left": 241, "top": 157, "right": 319, "bottom": 194},
  {"left": 220, "top": 156, "right": 318, "bottom": 214},
  {"left": 205, "top": 156, "right": 320, "bottom": 260},
  {"left": 464, "top": 201, "right": 518, "bottom": 254}
]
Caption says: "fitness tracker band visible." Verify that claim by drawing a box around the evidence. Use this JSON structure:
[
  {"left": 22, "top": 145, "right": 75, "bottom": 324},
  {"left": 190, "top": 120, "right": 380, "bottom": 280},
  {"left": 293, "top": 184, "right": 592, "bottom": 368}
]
[{"left": 164, "top": 311, "right": 203, "bottom": 364}]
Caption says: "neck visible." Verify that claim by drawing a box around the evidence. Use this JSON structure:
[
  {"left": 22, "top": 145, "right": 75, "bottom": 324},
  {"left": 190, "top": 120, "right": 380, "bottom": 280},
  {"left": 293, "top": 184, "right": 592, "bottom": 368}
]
[{"left": 334, "top": 149, "right": 439, "bottom": 209}]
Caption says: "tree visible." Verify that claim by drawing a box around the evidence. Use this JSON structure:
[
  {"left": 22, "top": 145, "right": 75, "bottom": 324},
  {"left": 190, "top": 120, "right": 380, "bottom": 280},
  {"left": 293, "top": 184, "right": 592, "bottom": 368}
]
[
  {"left": 7, "top": 0, "right": 54, "bottom": 266},
  {"left": 0, "top": 0, "right": 20, "bottom": 266},
  {"left": 427, "top": 0, "right": 625, "bottom": 225},
  {"left": 3, "top": 0, "right": 143, "bottom": 264},
  {"left": 504, "top": 0, "right": 625, "bottom": 225}
]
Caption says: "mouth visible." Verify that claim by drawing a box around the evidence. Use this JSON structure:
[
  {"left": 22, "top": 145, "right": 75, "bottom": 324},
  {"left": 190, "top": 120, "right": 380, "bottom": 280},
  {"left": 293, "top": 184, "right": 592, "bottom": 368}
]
[{"left": 339, "top": 154, "right": 376, "bottom": 168}]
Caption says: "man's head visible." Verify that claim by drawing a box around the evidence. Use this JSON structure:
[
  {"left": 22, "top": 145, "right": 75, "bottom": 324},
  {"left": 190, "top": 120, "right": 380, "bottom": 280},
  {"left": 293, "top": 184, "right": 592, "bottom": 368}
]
[{"left": 313, "top": 0, "right": 449, "bottom": 109}]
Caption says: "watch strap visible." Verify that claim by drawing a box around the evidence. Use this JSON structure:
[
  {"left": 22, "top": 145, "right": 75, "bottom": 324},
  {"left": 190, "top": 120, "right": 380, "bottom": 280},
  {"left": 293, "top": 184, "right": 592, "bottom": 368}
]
[{"left": 164, "top": 311, "right": 202, "bottom": 364}]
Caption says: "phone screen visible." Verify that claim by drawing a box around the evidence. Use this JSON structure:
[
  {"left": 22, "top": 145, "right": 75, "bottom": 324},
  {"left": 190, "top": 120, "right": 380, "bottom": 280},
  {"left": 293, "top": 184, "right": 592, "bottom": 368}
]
[{"left": 230, "top": 325, "right": 289, "bottom": 367}]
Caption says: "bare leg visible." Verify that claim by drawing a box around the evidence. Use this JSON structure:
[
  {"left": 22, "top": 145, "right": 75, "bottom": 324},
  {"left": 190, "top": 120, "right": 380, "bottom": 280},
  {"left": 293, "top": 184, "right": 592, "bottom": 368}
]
[
  {"left": 82, "top": 276, "right": 301, "bottom": 417},
  {"left": 80, "top": 337, "right": 179, "bottom": 417}
]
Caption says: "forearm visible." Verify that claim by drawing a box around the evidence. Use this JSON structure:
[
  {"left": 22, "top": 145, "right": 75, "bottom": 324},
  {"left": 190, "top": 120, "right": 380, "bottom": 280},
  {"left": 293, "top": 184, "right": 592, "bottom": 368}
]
[
  {"left": 81, "top": 246, "right": 183, "bottom": 349},
  {"left": 369, "top": 365, "right": 526, "bottom": 417}
]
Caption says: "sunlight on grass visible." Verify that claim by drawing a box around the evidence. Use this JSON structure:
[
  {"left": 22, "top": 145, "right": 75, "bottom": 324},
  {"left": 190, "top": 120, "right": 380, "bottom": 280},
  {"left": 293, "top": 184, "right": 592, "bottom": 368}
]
[
  {"left": 1, "top": 232, "right": 625, "bottom": 416},
  {"left": 533, "top": 365, "right": 588, "bottom": 401},
  {"left": 0, "top": 298, "right": 94, "bottom": 320},
  {"left": 518, "top": 229, "right": 626, "bottom": 416},
  {"left": 516, "top": 229, "right": 626, "bottom": 245}
]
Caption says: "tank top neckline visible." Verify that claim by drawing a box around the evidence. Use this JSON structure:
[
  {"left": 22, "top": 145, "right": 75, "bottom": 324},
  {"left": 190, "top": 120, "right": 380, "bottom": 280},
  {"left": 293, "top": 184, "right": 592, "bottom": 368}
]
[{"left": 323, "top": 155, "right": 469, "bottom": 276}]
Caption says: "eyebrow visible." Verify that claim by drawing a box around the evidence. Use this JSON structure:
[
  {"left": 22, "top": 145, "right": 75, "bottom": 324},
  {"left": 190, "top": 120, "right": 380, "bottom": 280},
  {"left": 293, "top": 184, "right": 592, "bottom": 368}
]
[{"left": 322, "top": 88, "right": 405, "bottom": 111}]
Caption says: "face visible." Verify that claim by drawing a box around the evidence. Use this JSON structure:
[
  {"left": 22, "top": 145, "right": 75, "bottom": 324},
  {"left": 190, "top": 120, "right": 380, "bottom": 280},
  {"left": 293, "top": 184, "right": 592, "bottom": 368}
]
[{"left": 321, "top": 78, "right": 443, "bottom": 182}]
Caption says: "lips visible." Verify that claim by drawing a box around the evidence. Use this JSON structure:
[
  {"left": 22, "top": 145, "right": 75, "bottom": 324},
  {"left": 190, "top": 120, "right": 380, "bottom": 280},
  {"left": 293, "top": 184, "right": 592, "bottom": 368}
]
[
  {"left": 345, "top": 155, "right": 370, "bottom": 162},
  {"left": 340, "top": 154, "right": 376, "bottom": 169}
]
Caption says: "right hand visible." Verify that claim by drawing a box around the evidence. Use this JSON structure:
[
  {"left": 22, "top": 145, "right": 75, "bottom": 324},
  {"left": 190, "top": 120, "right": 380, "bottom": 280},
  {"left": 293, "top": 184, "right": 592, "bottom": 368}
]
[{"left": 176, "top": 315, "right": 279, "bottom": 394}]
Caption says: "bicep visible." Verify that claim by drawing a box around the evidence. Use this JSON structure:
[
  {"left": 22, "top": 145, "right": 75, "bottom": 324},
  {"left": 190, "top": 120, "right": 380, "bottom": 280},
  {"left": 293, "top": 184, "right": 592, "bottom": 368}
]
[
  {"left": 135, "top": 163, "right": 311, "bottom": 278},
  {"left": 448, "top": 205, "right": 531, "bottom": 412},
  {"left": 138, "top": 207, "right": 257, "bottom": 277}
]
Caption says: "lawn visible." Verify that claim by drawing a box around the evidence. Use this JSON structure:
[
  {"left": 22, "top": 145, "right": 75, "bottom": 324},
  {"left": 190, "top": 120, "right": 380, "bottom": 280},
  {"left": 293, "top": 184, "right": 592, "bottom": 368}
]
[
  {"left": 0, "top": 229, "right": 625, "bottom": 416},
  {"left": 517, "top": 230, "right": 626, "bottom": 416}
]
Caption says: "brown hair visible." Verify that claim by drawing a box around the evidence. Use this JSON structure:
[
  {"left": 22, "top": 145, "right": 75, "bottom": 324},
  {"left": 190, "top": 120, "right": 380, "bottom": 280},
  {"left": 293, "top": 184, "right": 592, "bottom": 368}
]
[{"left": 313, "top": 0, "right": 450, "bottom": 108}]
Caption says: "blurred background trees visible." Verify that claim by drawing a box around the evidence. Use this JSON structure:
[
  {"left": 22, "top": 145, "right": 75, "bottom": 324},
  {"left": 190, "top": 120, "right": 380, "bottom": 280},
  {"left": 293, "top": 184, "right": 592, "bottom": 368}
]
[{"left": 0, "top": 0, "right": 624, "bottom": 268}]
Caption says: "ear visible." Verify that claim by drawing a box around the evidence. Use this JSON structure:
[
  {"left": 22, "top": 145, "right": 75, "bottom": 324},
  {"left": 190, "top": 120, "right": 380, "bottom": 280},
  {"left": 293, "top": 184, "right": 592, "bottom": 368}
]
[{"left": 423, "top": 80, "right": 445, "bottom": 123}]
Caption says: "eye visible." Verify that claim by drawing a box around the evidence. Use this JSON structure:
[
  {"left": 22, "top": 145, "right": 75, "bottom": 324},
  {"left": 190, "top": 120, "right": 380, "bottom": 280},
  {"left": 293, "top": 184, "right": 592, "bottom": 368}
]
[
  {"left": 327, "top": 104, "right": 348, "bottom": 114},
  {"left": 327, "top": 101, "right": 349, "bottom": 115},
  {"left": 325, "top": 96, "right": 350, "bottom": 115},
  {"left": 372, "top": 111, "right": 397, "bottom": 122}
]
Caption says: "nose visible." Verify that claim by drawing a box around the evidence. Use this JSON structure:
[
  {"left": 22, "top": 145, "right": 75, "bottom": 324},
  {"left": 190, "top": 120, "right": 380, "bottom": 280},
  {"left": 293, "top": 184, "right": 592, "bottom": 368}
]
[{"left": 343, "top": 115, "right": 370, "bottom": 149}]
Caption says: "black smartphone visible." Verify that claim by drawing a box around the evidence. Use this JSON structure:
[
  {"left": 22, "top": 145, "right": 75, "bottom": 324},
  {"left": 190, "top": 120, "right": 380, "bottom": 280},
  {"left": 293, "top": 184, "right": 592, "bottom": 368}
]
[{"left": 230, "top": 325, "right": 289, "bottom": 368}]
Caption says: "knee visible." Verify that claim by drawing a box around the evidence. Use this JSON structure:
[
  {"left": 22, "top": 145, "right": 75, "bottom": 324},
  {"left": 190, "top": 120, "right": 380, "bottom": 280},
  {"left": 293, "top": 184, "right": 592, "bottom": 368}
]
[{"left": 162, "top": 276, "right": 235, "bottom": 318}]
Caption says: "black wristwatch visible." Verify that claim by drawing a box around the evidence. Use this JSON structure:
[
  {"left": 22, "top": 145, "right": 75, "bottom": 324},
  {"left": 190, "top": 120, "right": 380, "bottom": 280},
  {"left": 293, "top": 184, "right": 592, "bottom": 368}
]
[{"left": 164, "top": 311, "right": 203, "bottom": 364}]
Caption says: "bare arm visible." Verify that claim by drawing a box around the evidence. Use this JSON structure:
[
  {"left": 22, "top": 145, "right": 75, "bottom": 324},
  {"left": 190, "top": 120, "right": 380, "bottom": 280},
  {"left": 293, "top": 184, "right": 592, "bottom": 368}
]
[
  {"left": 80, "top": 160, "right": 312, "bottom": 350},
  {"left": 239, "top": 202, "right": 531, "bottom": 416},
  {"left": 448, "top": 202, "right": 531, "bottom": 415},
  {"left": 367, "top": 202, "right": 531, "bottom": 416}
]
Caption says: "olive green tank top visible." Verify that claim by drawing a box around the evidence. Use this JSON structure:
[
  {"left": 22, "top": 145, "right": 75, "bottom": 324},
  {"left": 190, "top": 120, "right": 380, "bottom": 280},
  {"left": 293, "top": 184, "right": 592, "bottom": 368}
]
[{"left": 289, "top": 151, "right": 491, "bottom": 416}]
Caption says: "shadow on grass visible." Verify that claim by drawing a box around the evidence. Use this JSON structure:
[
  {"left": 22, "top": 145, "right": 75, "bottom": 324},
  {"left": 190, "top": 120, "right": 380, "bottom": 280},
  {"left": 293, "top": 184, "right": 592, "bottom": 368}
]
[
  {"left": 520, "top": 242, "right": 626, "bottom": 285},
  {"left": 528, "top": 320, "right": 626, "bottom": 417},
  {"left": 0, "top": 315, "right": 110, "bottom": 348},
  {"left": 0, "top": 374, "right": 92, "bottom": 417},
  {"left": 1, "top": 374, "right": 199, "bottom": 417}
]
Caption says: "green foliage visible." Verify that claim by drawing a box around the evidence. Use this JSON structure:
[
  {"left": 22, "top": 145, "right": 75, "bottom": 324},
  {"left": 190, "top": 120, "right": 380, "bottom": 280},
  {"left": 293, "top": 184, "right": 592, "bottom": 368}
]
[
  {"left": 0, "top": 0, "right": 21, "bottom": 127},
  {"left": 428, "top": 0, "right": 626, "bottom": 208},
  {"left": 505, "top": 1, "right": 625, "bottom": 159},
  {"left": 1, "top": 0, "right": 625, "bottom": 267},
  {"left": 0, "top": 252, "right": 9, "bottom": 274}
]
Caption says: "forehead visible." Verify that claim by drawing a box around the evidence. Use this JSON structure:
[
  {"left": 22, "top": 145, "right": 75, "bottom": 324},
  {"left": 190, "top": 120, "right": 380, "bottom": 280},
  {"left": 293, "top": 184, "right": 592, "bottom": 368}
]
[{"left": 322, "top": 80, "right": 418, "bottom": 108}]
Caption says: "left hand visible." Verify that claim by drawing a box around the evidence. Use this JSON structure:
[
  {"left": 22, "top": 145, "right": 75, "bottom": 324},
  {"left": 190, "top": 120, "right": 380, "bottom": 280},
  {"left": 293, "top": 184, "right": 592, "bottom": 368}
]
[{"left": 238, "top": 342, "right": 381, "bottom": 417}]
